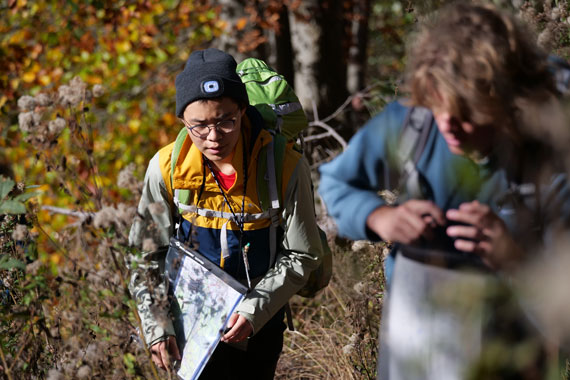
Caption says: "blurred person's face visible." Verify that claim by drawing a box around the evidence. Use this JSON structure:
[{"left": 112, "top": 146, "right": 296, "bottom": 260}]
[
  {"left": 181, "top": 97, "right": 245, "bottom": 165},
  {"left": 433, "top": 111, "right": 496, "bottom": 157},
  {"left": 431, "top": 93, "right": 497, "bottom": 159}
]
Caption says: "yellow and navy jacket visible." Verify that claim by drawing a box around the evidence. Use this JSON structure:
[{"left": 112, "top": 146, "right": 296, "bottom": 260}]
[{"left": 128, "top": 107, "right": 324, "bottom": 346}]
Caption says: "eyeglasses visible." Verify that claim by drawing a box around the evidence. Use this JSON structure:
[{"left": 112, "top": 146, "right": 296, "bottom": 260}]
[{"left": 182, "top": 109, "right": 240, "bottom": 139}]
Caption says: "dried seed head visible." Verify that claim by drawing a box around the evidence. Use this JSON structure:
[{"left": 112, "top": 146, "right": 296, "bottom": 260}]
[
  {"left": 117, "top": 163, "right": 142, "bottom": 193},
  {"left": 17, "top": 95, "right": 37, "bottom": 111},
  {"left": 48, "top": 117, "right": 67, "bottom": 135},
  {"left": 93, "top": 206, "right": 117, "bottom": 229},
  {"left": 117, "top": 202, "right": 136, "bottom": 225},
  {"left": 11, "top": 224, "right": 28, "bottom": 241},
  {"left": 25, "top": 259, "right": 43, "bottom": 276},
  {"left": 142, "top": 238, "right": 158, "bottom": 252},
  {"left": 93, "top": 84, "right": 105, "bottom": 97},
  {"left": 35, "top": 93, "right": 53, "bottom": 107},
  {"left": 76, "top": 365, "right": 91, "bottom": 379},
  {"left": 342, "top": 344, "right": 355, "bottom": 355},
  {"left": 58, "top": 76, "right": 88, "bottom": 107},
  {"left": 46, "top": 369, "right": 64, "bottom": 380},
  {"left": 18, "top": 111, "right": 41, "bottom": 133}
]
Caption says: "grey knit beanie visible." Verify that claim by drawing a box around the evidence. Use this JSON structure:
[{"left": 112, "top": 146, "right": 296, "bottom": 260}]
[{"left": 175, "top": 48, "right": 249, "bottom": 117}]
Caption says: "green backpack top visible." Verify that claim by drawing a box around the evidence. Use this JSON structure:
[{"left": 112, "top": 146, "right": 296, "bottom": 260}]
[
  {"left": 170, "top": 57, "right": 332, "bottom": 299},
  {"left": 237, "top": 57, "right": 308, "bottom": 141}
]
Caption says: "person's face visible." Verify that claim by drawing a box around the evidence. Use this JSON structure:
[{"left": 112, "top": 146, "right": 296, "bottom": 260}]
[
  {"left": 182, "top": 98, "right": 245, "bottom": 164},
  {"left": 432, "top": 99, "right": 496, "bottom": 158}
]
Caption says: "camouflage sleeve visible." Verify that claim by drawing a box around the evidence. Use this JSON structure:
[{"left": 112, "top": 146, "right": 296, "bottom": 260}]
[
  {"left": 127, "top": 152, "right": 176, "bottom": 346},
  {"left": 234, "top": 156, "right": 323, "bottom": 333}
]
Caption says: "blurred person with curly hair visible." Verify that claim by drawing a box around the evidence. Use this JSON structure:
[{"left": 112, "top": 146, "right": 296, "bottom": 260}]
[{"left": 319, "top": 3, "right": 570, "bottom": 379}]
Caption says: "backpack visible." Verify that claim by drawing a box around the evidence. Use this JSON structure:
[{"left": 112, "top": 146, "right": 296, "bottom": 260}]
[{"left": 170, "top": 57, "right": 332, "bottom": 299}]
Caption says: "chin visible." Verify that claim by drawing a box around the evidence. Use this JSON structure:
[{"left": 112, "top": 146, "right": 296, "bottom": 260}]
[
  {"left": 205, "top": 151, "right": 231, "bottom": 163},
  {"left": 447, "top": 145, "right": 466, "bottom": 156}
]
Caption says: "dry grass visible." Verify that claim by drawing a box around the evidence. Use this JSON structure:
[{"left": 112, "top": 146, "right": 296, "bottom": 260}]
[{"left": 276, "top": 233, "right": 389, "bottom": 380}]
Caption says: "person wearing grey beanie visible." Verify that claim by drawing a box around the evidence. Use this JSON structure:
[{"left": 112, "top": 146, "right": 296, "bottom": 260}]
[{"left": 129, "top": 47, "right": 324, "bottom": 380}]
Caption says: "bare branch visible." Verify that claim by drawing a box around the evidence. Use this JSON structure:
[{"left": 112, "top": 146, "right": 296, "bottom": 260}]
[
  {"left": 320, "top": 83, "right": 380, "bottom": 124},
  {"left": 307, "top": 120, "right": 348, "bottom": 151},
  {"left": 42, "top": 205, "right": 94, "bottom": 221}
]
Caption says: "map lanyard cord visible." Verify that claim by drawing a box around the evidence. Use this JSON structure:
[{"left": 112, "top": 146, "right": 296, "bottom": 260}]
[{"left": 203, "top": 152, "right": 252, "bottom": 290}]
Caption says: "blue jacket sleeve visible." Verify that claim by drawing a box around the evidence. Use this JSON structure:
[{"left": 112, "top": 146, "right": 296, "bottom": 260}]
[{"left": 318, "top": 101, "right": 408, "bottom": 241}]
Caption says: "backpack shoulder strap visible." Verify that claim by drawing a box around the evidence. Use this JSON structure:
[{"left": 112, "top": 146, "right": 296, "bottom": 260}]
[
  {"left": 257, "top": 133, "right": 286, "bottom": 212},
  {"left": 256, "top": 133, "right": 287, "bottom": 268},
  {"left": 397, "top": 106, "right": 433, "bottom": 200},
  {"left": 170, "top": 127, "right": 189, "bottom": 189},
  {"left": 170, "top": 128, "right": 192, "bottom": 238}
]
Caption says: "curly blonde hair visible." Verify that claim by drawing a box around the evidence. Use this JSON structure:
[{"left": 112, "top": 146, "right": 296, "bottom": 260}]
[{"left": 405, "top": 3, "right": 557, "bottom": 134}]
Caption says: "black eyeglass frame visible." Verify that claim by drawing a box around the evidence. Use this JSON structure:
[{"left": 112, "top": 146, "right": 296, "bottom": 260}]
[{"left": 181, "top": 108, "right": 241, "bottom": 139}]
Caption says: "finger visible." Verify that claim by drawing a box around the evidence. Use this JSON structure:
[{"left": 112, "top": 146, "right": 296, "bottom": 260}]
[
  {"left": 160, "top": 342, "right": 170, "bottom": 368},
  {"left": 168, "top": 337, "right": 182, "bottom": 361},
  {"left": 401, "top": 210, "right": 428, "bottom": 235},
  {"left": 458, "top": 200, "right": 486, "bottom": 212},
  {"left": 226, "top": 313, "right": 239, "bottom": 329},
  {"left": 403, "top": 212, "right": 438, "bottom": 242},
  {"left": 453, "top": 238, "right": 478, "bottom": 252},
  {"left": 223, "top": 316, "right": 252, "bottom": 343},
  {"left": 222, "top": 322, "right": 239, "bottom": 342},
  {"left": 477, "top": 240, "right": 493, "bottom": 254},
  {"left": 392, "top": 219, "right": 424, "bottom": 244},
  {"left": 407, "top": 200, "right": 445, "bottom": 225},
  {"left": 422, "top": 214, "right": 436, "bottom": 228},
  {"left": 151, "top": 344, "right": 165, "bottom": 369},
  {"left": 446, "top": 225, "right": 483, "bottom": 240},
  {"left": 446, "top": 208, "right": 482, "bottom": 226}
]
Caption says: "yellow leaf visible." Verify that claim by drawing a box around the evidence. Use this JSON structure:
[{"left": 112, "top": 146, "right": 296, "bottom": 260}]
[
  {"left": 128, "top": 119, "right": 141, "bottom": 132},
  {"left": 22, "top": 71, "right": 36, "bottom": 83},
  {"left": 47, "top": 48, "right": 64, "bottom": 63},
  {"left": 236, "top": 18, "right": 248, "bottom": 31},
  {"left": 162, "top": 112, "right": 177, "bottom": 126},
  {"left": 39, "top": 75, "right": 51, "bottom": 86},
  {"left": 116, "top": 40, "right": 131, "bottom": 54},
  {"left": 129, "top": 29, "right": 139, "bottom": 42},
  {"left": 0, "top": 96, "right": 7, "bottom": 109},
  {"left": 8, "top": 30, "right": 28, "bottom": 44},
  {"left": 50, "top": 253, "right": 62, "bottom": 265},
  {"left": 141, "top": 35, "right": 153, "bottom": 46},
  {"left": 86, "top": 75, "right": 102, "bottom": 85}
]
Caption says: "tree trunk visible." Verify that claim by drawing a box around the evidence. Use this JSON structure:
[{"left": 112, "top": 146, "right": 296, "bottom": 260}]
[
  {"left": 212, "top": 0, "right": 266, "bottom": 62},
  {"left": 346, "top": 0, "right": 370, "bottom": 94},
  {"left": 288, "top": 0, "right": 348, "bottom": 119},
  {"left": 272, "top": 4, "right": 295, "bottom": 86}
]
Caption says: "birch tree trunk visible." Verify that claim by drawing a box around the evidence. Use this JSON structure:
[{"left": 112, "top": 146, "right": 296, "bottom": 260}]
[
  {"left": 288, "top": 0, "right": 348, "bottom": 118},
  {"left": 346, "top": 0, "right": 370, "bottom": 94}
]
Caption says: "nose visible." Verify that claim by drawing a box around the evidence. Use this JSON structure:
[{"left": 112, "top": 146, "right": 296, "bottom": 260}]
[
  {"left": 435, "top": 112, "right": 459, "bottom": 133},
  {"left": 206, "top": 127, "right": 223, "bottom": 141}
]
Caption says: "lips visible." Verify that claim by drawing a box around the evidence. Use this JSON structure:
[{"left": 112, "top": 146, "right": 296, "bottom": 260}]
[
  {"left": 444, "top": 135, "right": 462, "bottom": 147},
  {"left": 206, "top": 145, "right": 225, "bottom": 155}
]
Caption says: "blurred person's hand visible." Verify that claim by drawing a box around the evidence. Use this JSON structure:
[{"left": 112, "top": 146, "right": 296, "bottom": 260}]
[
  {"left": 221, "top": 313, "right": 253, "bottom": 343},
  {"left": 366, "top": 200, "right": 445, "bottom": 244},
  {"left": 446, "top": 200, "right": 523, "bottom": 269},
  {"left": 150, "top": 336, "right": 181, "bottom": 370}
]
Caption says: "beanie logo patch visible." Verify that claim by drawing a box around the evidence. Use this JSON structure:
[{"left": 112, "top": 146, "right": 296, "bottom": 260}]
[{"left": 202, "top": 80, "right": 220, "bottom": 94}]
